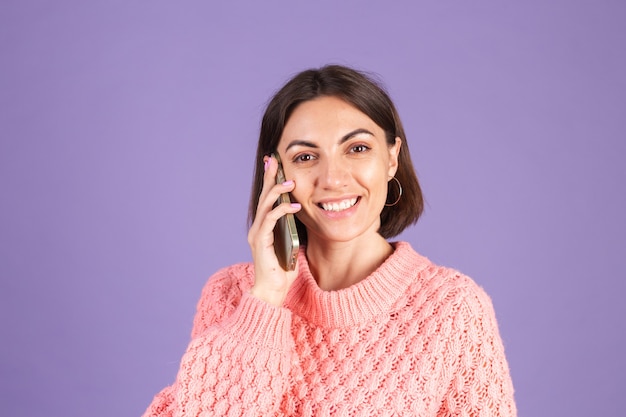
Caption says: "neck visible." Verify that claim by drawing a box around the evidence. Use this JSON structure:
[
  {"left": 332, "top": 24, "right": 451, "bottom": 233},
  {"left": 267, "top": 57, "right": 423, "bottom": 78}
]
[{"left": 305, "top": 234, "right": 394, "bottom": 291}]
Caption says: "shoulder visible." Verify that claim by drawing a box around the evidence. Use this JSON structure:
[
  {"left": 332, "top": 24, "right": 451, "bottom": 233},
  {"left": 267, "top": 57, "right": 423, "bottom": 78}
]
[
  {"left": 394, "top": 245, "right": 504, "bottom": 350},
  {"left": 395, "top": 242, "right": 495, "bottom": 319},
  {"left": 198, "top": 262, "right": 256, "bottom": 304},
  {"left": 429, "top": 263, "right": 493, "bottom": 315},
  {"left": 191, "top": 262, "right": 255, "bottom": 339}
]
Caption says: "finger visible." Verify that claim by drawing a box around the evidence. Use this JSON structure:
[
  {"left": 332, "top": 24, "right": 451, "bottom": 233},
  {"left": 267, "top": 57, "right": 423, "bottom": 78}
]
[
  {"left": 250, "top": 201, "right": 301, "bottom": 249},
  {"left": 252, "top": 156, "right": 280, "bottom": 224},
  {"left": 249, "top": 205, "right": 301, "bottom": 255},
  {"left": 257, "top": 155, "right": 279, "bottom": 204},
  {"left": 254, "top": 179, "right": 297, "bottom": 227}
]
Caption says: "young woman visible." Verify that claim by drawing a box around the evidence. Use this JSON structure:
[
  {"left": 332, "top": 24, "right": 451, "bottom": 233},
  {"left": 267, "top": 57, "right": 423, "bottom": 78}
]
[{"left": 143, "top": 65, "right": 516, "bottom": 416}]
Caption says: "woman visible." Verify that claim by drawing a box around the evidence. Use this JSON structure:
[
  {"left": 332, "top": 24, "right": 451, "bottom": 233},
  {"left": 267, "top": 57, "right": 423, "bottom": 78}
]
[{"left": 143, "top": 65, "right": 516, "bottom": 416}]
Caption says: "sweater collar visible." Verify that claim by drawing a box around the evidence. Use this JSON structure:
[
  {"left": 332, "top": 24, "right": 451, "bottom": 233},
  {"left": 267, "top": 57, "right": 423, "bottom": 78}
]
[{"left": 284, "top": 241, "right": 430, "bottom": 328}]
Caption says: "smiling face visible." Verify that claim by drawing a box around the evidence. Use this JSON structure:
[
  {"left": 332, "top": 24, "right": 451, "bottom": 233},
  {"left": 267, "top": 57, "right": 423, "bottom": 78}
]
[{"left": 277, "top": 95, "right": 401, "bottom": 245}]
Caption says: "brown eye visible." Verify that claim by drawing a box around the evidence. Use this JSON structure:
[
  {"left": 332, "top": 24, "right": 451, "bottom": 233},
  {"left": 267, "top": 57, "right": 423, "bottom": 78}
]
[
  {"left": 351, "top": 144, "right": 370, "bottom": 153},
  {"left": 294, "top": 153, "right": 314, "bottom": 163}
]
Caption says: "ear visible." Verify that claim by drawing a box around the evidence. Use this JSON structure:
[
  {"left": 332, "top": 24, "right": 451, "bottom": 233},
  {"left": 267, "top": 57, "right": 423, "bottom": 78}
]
[{"left": 387, "top": 137, "right": 401, "bottom": 179}]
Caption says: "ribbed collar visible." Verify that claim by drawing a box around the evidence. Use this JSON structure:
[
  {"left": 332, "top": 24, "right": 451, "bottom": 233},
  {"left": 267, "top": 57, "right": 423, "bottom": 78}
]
[{"left": 283, "top": 241, "right": 430, "bottom": 328}]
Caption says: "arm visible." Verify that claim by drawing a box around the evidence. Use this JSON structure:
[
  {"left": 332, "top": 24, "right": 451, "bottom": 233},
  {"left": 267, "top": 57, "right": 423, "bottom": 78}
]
[
  {"left": 142, "top": 266, "right": 295, "bottom": 417},
  {"left": 439, "top": 285, "right": 517, "bottom": 417},
  {"left": 143, "top": 155, "right": 301, "bottom": 416}
]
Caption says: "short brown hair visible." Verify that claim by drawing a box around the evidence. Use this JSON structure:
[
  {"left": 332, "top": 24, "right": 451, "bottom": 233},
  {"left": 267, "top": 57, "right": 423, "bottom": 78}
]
[{"left": 248, "top": 65, "right": 423, "bottom": 240}]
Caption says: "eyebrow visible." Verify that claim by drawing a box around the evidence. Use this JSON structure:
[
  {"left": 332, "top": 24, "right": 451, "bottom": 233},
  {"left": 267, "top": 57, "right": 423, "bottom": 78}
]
[{"left": 284, "top": 128, "right": 375, "bottom": 151}]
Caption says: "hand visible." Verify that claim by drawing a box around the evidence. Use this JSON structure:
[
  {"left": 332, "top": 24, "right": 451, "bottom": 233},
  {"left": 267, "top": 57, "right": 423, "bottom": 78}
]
[{"left": 247, "top": 155, "right": 301, "bottom": 306}]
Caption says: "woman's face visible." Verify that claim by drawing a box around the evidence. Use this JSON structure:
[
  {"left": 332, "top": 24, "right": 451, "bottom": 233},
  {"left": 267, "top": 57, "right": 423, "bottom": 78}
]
[{"left": 277, "top": 95, "right": 400, "bottom": 245}]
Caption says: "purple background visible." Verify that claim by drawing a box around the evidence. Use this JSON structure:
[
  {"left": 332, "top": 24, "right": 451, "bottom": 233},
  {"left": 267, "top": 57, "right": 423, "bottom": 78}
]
[{"left": 1, "top": 1, "right": 624, "bottom": 416}]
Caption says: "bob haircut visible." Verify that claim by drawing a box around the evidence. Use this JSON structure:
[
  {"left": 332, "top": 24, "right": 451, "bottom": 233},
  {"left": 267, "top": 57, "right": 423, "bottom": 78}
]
[{"left": 248, "top": 64, "right": 424, "bottom": 241}]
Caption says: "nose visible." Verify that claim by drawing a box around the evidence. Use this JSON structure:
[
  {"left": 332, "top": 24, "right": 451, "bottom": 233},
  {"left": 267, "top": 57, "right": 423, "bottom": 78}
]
[{"left": 318, "top": 156, "right": 349, "bottom": 189}]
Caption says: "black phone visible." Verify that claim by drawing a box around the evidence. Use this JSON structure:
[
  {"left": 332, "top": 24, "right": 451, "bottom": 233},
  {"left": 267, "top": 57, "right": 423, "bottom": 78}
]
[{"left": 271, "top": 153, "right": 300, "bottom": 271}]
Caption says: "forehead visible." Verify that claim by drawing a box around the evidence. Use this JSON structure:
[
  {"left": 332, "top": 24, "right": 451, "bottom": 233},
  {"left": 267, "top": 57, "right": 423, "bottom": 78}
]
[{"left": 280, "top": 96, "right": 382, "bottom": 140}]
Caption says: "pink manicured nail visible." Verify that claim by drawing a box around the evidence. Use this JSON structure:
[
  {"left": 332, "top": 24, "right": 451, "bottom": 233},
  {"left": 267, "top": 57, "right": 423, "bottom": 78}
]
[
  {"left": 282, "top": 180, "right": 293, "bottom": 186},
  {"left": 290, "top": 203, "right": 301, "bottom": 208},
  {"left": 264, "top": 157, "right": 271, "bottom": 171}
]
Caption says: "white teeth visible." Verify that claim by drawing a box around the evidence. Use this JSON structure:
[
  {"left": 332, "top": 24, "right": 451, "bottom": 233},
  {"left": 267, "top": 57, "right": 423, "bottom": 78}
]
[{"left": 321, "top": 198, "right": 357, "bottom": 212}]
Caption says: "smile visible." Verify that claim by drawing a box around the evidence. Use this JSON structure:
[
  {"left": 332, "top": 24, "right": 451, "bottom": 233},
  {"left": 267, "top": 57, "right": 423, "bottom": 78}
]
[{"left": 319, "top": 198, "right": 358, "bottom": 212}]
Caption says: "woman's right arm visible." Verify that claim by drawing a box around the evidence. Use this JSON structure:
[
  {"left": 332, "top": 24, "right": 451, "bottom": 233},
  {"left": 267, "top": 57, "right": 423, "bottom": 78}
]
[
  {"left": 247, "top": 154, "right": 301, "bottom": 306},
  {"left": 142, "top": 266, "right": 295, "bottom": 417},
  {"left": 142, "top": 155, "right": 302, "bottom": 416}
]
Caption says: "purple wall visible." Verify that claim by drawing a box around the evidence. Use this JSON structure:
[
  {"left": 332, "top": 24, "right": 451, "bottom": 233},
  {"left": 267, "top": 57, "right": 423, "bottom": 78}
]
[{"left": 1, "top": 1, "right": 624, "bottom": 416}]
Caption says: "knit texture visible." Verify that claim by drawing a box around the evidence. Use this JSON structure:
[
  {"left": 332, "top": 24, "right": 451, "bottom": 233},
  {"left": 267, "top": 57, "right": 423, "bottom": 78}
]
[{"left": 143, "top": 242, "right": 516, "bottom": 416}]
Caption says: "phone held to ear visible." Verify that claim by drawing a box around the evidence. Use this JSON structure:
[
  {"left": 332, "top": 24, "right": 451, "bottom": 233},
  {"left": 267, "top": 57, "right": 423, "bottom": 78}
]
[{"left": 271, "top": 153, "right": 300, "bottom": 271}]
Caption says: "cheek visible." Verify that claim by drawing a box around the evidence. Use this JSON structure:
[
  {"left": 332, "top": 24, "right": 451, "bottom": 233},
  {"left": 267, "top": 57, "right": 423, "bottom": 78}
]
[
  {"left": 360, "top": 167, "right": 388, "bottom": 194},
  {"left": 288, "top": 170, "right": 313, "bottom": 197},
  {"left": 289, "top": 178, "right": 310, "bottom": 204}
]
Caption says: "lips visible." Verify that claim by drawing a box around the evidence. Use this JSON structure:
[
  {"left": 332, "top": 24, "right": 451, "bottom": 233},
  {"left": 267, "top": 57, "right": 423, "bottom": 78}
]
[{"left": 319, "top": 197, "right": 358, "bottom": 212}]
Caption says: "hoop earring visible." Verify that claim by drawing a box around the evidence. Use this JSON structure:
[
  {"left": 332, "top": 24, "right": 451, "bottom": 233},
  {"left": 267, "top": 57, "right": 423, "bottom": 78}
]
[{"left": 385, "top": 177, "right": 403, "bottom": 207}]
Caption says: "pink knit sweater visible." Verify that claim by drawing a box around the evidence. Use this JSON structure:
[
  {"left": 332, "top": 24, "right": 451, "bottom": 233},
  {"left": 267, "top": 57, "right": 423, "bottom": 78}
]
[{"left": 143, "top": 242, "right": 516, "bottom": 416}]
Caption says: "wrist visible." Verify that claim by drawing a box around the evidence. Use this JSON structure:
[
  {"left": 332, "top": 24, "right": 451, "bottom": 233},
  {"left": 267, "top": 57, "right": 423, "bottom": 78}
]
[{"left": 249, "top": 285, "right": 287, "bottom": 307}]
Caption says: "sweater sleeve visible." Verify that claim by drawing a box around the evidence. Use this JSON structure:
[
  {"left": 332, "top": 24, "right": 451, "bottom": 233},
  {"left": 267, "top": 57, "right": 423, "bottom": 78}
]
[
  {"left": 142, "top": 384, "right": 177, "bottom": 417},
  {"left": 142, "top": 264, "right": 294, "bottom": 417},
  {"left": 439, "top": 284, "right": 517, "bottom": 417}
]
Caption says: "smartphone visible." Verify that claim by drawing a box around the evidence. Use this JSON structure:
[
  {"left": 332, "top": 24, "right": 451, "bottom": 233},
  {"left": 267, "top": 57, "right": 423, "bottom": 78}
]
[{"left": 271, "top": 153, "right": 300, "bottom": 271}]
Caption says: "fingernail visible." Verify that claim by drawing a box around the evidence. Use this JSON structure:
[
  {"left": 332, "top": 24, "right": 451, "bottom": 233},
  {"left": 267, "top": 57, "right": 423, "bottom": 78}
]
[
  {"left": 264, "top": 157, "right": 271, "bottom": 171},
  {"left": 291, "top": 203, "right": 301, "bottom": 208},
  {"left": 282, "top": 180, "right": 293, "bottom": 186}
]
